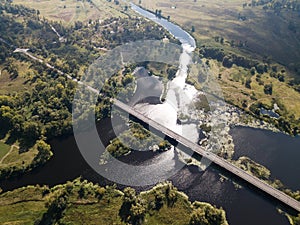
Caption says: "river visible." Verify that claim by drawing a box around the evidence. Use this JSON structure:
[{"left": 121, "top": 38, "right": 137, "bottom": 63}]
[
  {"left": 231, "top": 126, "right": 300, "bottom": 190},
  {"left": 0, "top": 3, "right": 299, "bottom": 225},
  {"left": 0, "top": 119, "right": 295, "bottom": 225},
  {"left": 130, "top": 2, "right": 200, "bottom": 144}
]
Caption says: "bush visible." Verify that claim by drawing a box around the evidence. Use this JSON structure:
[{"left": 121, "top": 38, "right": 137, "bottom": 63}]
[{"left": 264, "top": 84, "right": 273, "bottom": 95}]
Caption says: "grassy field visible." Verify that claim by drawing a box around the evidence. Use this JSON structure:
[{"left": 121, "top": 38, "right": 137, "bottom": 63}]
[
  {"left": 212, "top": 60, "right": 300, "bottom": 117},
  {"left": 13, "top": 0, "right": 131, "bottom": 25},
  {"left": 0, "top": 186, "right": 47, "bottom": 224},
  {"left": 0, "top": 61, "right": 33, "bottom": 95},
  {"left": 0, "top": 141, "right": 39, "bottom": 180},
  {"left": 0, "top": 145, "right": 35, "bottom": 165},
  {"left": 60, "top": 196, "right": 125, "bottom": 224},
  {"left": 132, "top": 0, "right": 300, "bottom": 69},
  {"left": 0, "top": 142, "right": 10, "bottom": 160}
]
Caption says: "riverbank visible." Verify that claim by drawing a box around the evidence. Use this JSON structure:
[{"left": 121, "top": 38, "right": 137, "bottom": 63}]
[
  {"left": 0, "top": 139, "right": 52, "bottom": 181},
  {"left": 0, "top": 178, "right": 229, "bottom": 225}
]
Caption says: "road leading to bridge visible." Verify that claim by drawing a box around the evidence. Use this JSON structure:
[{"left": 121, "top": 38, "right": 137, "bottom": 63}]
[{"left": 113, "top": 99, "right": 300, "bottom": 213}]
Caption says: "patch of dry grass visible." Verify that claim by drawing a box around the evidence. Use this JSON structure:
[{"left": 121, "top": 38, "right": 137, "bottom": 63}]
[
  {"left": 13, "top": 0, "right": 131, "bottom": 25},
  {"left": 133, "top": 0, "right": 300, "bottom": 68},
  {"left": 208, "top": 59, "right": 300, "bottom": 123},
  {"left": 0, "top": 60, "right": 32, "bottom": 95}
]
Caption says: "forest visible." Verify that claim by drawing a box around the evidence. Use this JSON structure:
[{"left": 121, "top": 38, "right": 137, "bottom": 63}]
[{"left": 0, "top": 0, "right": 175, "bottom": 178}]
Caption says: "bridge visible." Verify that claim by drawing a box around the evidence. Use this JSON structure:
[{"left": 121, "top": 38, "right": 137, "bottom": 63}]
[
  {"left": 113, "top": 99, "right": 300, "bottom": 213},
  {"left": 11, "top": 44, "right": 300, "bottom": 212}
]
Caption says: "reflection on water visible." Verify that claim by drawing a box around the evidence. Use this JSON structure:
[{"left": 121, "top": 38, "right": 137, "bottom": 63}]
[
  {"left": 131, "top": 3, "right": 199, "bottom": 142},
  {"left": 231, "top": 126, "right": 300, "bottom": 190},
  {"left": 170, "top": 166, "right": 289, "bottom": 225}
]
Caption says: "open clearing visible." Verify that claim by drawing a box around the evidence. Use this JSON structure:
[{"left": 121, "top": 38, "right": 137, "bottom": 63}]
[
  {"left": 0, "top": 61, "right": 33, "bottom": 95},
  {"left": 13, "top": 0, "right": 131, "bottom": 24},
  {"left": 0, "top": 142, "right": 10, "bottom": 161}
]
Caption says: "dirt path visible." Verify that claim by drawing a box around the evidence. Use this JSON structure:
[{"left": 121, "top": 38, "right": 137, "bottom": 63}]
[{"left": 0, "top": 144, "right": 19, "bottom": 164}]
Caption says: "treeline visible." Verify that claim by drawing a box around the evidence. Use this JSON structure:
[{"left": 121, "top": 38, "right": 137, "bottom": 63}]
[
  {"left": 199, "top": 47, "right": 259, "bottom": 69},
  {"left": 0, "top": 2, "right": 57, "bottom": 50},
  {"left": 17, "top": 179, "right": 228, "bottom": 225},
  {"left": 243, "top": 0, "right": 300, "bottom": 13},
  {"left": 0, "top": 178, "right": 229, "bottom": 224},
  {"left": 248, "top": 101, "right": 300, "bottom": 135},
  {"left": 199, "top": 46, "right": 300, "bottom": 89},
  {"left": 0, "top": 0, "right": 37, "bottom": 17},
  {"left": 48, "top": 17, "right": 175, "bottom": 78},
  {"left": 199, "top": 46, "right": 276, "bottom": 77}
]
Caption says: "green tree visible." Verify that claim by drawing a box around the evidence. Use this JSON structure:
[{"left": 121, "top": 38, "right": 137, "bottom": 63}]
[
  {"left": 32, "top": 140, "right": 53, "bottom": 166},
  {"left": 22, "top": 121, "right": 41, "bottom": 145},
  {"left": 130, "top": 199, "right": 146, "bottom": 225},
  {"left": 245, "top": 78, "right": 252, "bottom": 89},
  {"left": 0, "top": 105, "right": 14, "bottom": 131},
  {"left": 123, "top": 187, "right": 136, "bottom": 204},
  {"left": 264, "top": 83, "right": 273, "bottom": 95},
  {"left": 189, "top": 208, "right": 209, "bottom": 225},
  {"left": 250, "top": 67, "right": 256, "bottom": 75},
  {"left": 38, "top": 191, "right": 69, "bottom": 225}
]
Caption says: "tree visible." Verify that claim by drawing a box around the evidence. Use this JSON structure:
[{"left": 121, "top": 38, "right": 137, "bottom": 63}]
[
  {"left": 38, "top": 191, "right": 69, "bottom": 225},
  {"left": 167, "top": 67, "right": 177, "bottom": 80},
  {"left": 222, "top": 56, "right": 233, "bottom": 68},
  {"left": 33, "top": 140, "right": 53, "bottom": 166},
  {"left": 220, "top": 37, "right": 224, "bottom": 44},
  {"left": 256, "top": 63, "right": 265, "bottom": 74},
  {"left": 245, "top": 78, "right": 252, "bottom": 89},
  {"left": 130, "top": 200, "right": 146, "bottom": 225},
  {"left": 154, "top": 190, "right": 164, "bottom": 210},
  {"left": 242, "top": 100, "right": 247, "bottom": 108},
  {"left": 264, "top": 83, "right": 273, "bottom": 95},
  {"left": 250, "top": 67, "right": 256, "bottom": 75},
  {"left": 191, "top": 26, "right": 195, "bottom": 32},
  {"left": 123, "top": 187, "right": 136, "bottom": 204},
  {"left": 0, "top": 105, "right": 14, "bottom": 132},
  {"left": 165, "top": 182, "right": 177, "bottom": 207},
  {"left": 189, "top": 203, "right": 227, "bottom": 225},
  {"left": 189, "top": 208, "right": 209, "bottom": 225},
  {"left": 78, "top": 186, "right": 87, "bottom": 199},
  {"left": 22, "top": 121, "right": 41, "bottom": 146},
  {"left": 122, "top": 74, "right": 133, "bottom": 86},
  {"left": 158, "top": 10, "right": 162, "bottom": 18},
  {"left": 120, "top": 187, "right": 146, "bottom": 225},
  {"left": 278, "top": 74, "right": 285, "bottom": 82}
]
